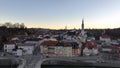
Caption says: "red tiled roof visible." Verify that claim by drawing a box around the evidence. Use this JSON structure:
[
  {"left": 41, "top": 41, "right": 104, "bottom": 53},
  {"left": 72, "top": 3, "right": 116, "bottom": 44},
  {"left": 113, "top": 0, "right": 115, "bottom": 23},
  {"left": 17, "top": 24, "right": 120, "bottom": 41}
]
[
  {"left": 64, "top": 42, "right": 71, "bottom": 46},
  {"left": 111, "top": 45, "right": 120, "bottom": 49},
  {"left": 85, "top": 41, "right": 96, "bottom": 49},
  {"left": 41, "top": 40, "right": 58, "bottom": 46}
]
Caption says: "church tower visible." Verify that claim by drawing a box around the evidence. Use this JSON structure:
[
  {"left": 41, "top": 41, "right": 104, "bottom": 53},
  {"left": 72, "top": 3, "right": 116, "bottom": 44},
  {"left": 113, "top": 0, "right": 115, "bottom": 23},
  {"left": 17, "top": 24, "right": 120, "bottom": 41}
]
[
  {"left": 81, "top": 19, "right": 85, "bottom": 36},
  {"left": 79, "top": 18, "right": 87, "bottom": 43},
  {"left": 82, "top": 19, "right": 84, "bottom": 31}
]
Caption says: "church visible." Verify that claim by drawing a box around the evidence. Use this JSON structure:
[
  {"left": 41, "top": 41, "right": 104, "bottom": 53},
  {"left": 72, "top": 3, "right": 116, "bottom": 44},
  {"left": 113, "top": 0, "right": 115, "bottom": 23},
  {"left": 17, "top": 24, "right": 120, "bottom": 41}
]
[{"left": 79, "top": 19, "right": 87, "bottom": 43}]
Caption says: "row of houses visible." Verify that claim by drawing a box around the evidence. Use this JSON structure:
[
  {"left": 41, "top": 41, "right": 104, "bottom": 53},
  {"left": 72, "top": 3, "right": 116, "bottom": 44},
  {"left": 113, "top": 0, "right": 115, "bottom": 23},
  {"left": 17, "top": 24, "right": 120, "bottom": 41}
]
[
  {"left": 39, "top": 37, "right": 100, "bottom": 57},
  {"left": 4, "top": 38, "right": 42, "bottom": 56},
  {"left": 3, "top": 26, "right": 118, "bottom": 58},
  {"left": 40, "top": 38, "right": 81, "bottom": 57},
  {"left": 3, "top": 30, "right": 101, "bottom": 57}
]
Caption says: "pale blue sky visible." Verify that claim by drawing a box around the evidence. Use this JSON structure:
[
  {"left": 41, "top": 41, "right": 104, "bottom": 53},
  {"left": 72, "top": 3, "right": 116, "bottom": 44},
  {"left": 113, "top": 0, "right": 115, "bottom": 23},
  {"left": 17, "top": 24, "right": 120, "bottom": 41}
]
[{"left": 0, "top": 0, "right": 120, "bottom": 29}]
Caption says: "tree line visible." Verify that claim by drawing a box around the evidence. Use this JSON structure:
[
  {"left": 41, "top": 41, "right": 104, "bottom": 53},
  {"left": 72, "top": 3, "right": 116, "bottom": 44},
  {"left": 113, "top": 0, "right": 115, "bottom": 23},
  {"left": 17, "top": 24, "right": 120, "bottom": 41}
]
[{"left": 0, "top": 22, "right": 26, "bottom": 28}]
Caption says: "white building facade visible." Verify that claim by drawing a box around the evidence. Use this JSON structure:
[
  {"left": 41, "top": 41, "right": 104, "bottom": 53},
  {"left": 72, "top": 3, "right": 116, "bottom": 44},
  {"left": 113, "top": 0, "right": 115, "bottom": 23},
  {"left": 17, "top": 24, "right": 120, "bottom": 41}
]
[
  {"left": 17, "top": 43, "right": 35, "bottom": 55},
  {"left": 4, "top": 44, "right": 15, "bottom": 52}
]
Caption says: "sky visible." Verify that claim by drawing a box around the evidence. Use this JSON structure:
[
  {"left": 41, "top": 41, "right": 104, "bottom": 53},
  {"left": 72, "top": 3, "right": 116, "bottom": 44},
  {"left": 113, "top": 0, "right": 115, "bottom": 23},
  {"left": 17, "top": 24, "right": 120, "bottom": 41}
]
[{"left": 0, "top": 0, "right": 120, "bottom": 29}]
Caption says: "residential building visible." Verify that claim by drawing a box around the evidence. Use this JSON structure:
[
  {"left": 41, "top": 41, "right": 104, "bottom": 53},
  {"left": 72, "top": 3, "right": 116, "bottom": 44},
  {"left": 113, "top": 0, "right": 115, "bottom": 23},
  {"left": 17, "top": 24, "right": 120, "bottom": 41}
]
[
  {"left": 25, "top": 38, "right": 42, "bottom": 46},
  {"left": 4, "top": 41, "right": 16, "bottom": 52},
  {"left": 100, "top": 34, "right": 111, "bottom": 43},
  {"left": 17, "top": 43, "right": 35, "bottom": 55}
]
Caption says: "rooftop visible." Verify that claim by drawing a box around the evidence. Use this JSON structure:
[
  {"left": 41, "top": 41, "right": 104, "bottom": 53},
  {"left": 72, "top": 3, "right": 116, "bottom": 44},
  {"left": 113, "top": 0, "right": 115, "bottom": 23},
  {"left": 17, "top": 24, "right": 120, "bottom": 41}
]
[{"left": 17, "top": 43, "right": 35, "bottom": 46}]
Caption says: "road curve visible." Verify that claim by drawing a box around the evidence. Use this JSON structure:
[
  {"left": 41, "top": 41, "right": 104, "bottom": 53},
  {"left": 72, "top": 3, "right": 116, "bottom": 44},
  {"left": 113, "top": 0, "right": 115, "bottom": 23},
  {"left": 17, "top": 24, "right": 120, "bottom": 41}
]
[{"left": 17, "top": 58, "right": 26, "bottom": 68}]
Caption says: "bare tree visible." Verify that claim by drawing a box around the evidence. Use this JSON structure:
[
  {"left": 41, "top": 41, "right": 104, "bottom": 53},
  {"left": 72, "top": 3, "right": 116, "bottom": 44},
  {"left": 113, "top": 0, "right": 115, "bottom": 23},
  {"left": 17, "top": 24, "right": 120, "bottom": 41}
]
[
  {"left": 3, "top": 22, "right": 13, "bottom": 28},
  {"left": 13, "top": 23, "right": 20, "bottom": 28},
  {"left": 19, "top": 23, "right": 26, "bottom": 28},
  {"left": 0, "top": 22, "right": 27, "bottom": 28}
]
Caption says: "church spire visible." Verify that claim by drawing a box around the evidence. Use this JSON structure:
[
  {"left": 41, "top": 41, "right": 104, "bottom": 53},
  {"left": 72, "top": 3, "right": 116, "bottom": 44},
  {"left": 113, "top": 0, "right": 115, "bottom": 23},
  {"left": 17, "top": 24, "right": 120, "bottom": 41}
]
[
  {"left": 82, "top": 18, "right": 84, "bottom": 31},
  {"left": 80, "top": 18, "right": 87, "bottom": 43}
]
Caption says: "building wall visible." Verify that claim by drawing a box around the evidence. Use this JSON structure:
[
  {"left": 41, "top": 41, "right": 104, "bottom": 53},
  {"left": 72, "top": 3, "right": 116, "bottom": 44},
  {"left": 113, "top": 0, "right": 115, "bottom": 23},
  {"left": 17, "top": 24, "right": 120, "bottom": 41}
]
[
  {"left": 40, "top": 45, "right": 73, "bottom": 57},
  {"left": 40, "top": 46, "right": 44, "bottom": 53},
  {"left": 18, "top": 46, "right": 34, "bottom": 55},
  {"left": 25, "top": 41, "right": 40, "bottom": 46},
  {"left": 48, "top": 46, "right": 55, "bottom": 54},
  {"left": 4, "top": 44, "right": 15, "bottom": 52},
  {"left": 100, "top": 37, "right": 111, "bottom": 43},
  {"left": 55, "top": 46, "right": 63, "bottom": 56},
  {"left": 40, "top": 45, "right": 48, "bottom": 54},
  {"left": 62, "top": 47, "right": 72, "bottom": 57},
  {"left": 16, "top": 49, "right": 23, "bottom": 56}
]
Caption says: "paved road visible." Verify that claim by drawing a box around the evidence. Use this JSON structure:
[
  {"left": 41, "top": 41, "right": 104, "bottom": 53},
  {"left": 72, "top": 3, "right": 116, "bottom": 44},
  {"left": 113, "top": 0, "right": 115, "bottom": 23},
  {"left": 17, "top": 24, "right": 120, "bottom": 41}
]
[
  {"left": 23, "top": 55, "right": 44, "bottom": 68},
  {"left": 2, "top": 54, "right": 120, "bottom": 68}
]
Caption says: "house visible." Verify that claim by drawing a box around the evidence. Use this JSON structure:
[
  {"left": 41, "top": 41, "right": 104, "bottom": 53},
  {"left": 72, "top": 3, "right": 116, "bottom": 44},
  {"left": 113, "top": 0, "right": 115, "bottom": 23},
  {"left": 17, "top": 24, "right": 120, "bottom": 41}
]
[
  {"left": 55, "top": 46, "right": 72, "bottom": 57},
  {"left": 14, "top": 35, "right": 28, "bottom": 40},
  {"left": 11, "top": 35, "right": 29, "bottom": 44},
  {"left": 85, "top": 41, "right": 97, "bottom": 49},
  {"left": 83, "top": 47, "right": 98, "bottom": 56},
  {"left": 11, "top": 37, "right": 19, "bottom": 41},
  {"left": 100, "top": 34, "right": 111, "bottom": 43},
  {"left": 111, "top": 40, "right": 119, "bottom": 45},
  {"left": 40, "top": 38, "right": 80, "bottom": 57},
  {"left": 83, "top": 41, "right": 98, "bottom": 56},
  {"left": 4, "top": 41, "right": 16, "bottom": 52},
  {"left": 83, "top": 47, "right": 92, "bottom": 56},
  {"left": 37, "top": 35, "right": 43, "bottom": 39},
  {"left": 16, "top": 48, "right": 23, "bottom": 56},
  {"left": 17, "top": 43, "right": 35, "bottom": 55},
  {"left": 25, "top": 38, "right": 42, "bottom": 46},
  {"left": 87, "top": 36, "right": 95, "bottom": 42},
  {"left": 40, "top": 38, "right": 58, "bottom": 55}
]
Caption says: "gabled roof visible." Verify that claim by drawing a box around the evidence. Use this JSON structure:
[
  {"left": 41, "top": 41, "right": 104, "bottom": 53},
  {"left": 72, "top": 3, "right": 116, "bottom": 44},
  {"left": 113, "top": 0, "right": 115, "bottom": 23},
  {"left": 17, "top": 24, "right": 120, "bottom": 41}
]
[
  {"left": 26, "top": 38, "right": 42, "bottom": 41},
  {"left": 4, "top": 41, "right": 15, "bottom": 44},
  {"left": 85, "top": 41, "right": 97, "bottom": 49},
  {"left": 41, "top": 40, "right": 58, "bottom": 46},
  {"left": 17, "top": 43, "right": 35, "bottom": 46}
]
